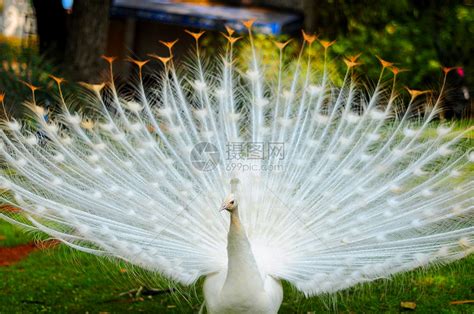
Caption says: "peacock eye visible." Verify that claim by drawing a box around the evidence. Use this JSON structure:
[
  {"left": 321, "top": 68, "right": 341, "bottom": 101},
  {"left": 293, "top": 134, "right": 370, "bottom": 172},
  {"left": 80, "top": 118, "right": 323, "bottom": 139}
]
[{"left": 230, "top": 200, "right": 234, "bottom": 205}]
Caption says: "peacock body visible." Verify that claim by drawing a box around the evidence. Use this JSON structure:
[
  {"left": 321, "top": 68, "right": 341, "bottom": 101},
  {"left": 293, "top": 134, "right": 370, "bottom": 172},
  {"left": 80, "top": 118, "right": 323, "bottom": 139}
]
[{"left": 0, "top": 24, "right": 473, "bottom": 313}]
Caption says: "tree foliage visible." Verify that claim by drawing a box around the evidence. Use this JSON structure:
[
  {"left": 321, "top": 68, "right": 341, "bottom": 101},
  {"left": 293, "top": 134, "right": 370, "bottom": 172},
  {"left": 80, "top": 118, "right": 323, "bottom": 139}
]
[{"left": 312, "top": 0, "right": 473, "bottom": 89}]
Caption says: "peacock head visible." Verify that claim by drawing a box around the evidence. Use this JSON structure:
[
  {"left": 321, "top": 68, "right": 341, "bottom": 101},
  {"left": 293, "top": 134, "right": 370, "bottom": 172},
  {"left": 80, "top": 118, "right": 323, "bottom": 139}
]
[{"left": 220, "top": 194, "right": 238, "bottom": 212}]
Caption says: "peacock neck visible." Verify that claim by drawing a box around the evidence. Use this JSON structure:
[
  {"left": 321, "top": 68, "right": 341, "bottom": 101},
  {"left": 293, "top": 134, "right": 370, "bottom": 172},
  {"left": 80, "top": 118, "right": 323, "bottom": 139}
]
[{"left": 222, "top": 208, "right": 265, "bottom": 295}]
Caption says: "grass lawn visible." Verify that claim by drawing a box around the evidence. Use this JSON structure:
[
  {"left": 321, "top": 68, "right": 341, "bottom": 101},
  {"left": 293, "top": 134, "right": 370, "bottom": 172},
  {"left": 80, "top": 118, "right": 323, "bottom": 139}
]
[{"left": 1, "top": 221, "right": 473, "bottom": 313}]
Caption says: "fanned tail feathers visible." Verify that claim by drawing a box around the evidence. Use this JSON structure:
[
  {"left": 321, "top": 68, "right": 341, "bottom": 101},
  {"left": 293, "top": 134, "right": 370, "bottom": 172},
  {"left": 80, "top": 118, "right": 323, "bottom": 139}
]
[{"left": 0, "top": 29, "right": 472, "bottom": 295}]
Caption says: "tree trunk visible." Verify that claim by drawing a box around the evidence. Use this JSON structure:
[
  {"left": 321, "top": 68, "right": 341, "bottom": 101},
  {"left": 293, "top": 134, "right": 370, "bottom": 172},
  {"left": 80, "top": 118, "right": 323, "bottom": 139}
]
[
  {"left": 32, "top": 0, "right": 67, "bottom": 62},
  {"left": 65, "top": 0, "right": 110, "bottom": 81},
  {"left": 302, "top": 0, "right": 317, "bottom": 33}
]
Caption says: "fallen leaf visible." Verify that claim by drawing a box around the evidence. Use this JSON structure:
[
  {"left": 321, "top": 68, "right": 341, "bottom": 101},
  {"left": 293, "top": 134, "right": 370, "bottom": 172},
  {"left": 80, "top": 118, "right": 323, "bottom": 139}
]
[
  {"left": 400, "top": 301, "right": 417, "bottom": 310},
  {"left": 450, "top": 300, "right": 474, "bottom": 305}
]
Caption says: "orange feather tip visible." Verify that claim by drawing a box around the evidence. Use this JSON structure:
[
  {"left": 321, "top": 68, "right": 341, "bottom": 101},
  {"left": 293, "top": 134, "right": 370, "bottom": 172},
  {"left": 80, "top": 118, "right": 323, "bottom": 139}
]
[
  {"left": 319, "top": 39, "right": 336, "bottom": 49},
  {"left": 101, "top": 55, "right": 117, "bottom": 64},
  {"left": 442, "top": 66, "right": 456, "bottom": 75},
  {"left": 79, "top": 82, "right": 106, "bottom": 93},
  {"left": 343, "top": 59, "right": 360, "bottom": 68},
  {"left": 405, "top": 87, "right": 431, "bottom": 99},
  {"left": 389, "top": 67, "right": 409, "bottom": 76},
  {"left": 225, "top": 25, "right": 235, "bottom": 36},
  {"left": 301, "top": 30, "right": 317, "bottom": 44},
  {"left": 148, "top": 53, "right": 172, "bottom": 65},
  {"left": 376, "top": 56, "right": 394, "bottom": 68},
  {"left": 125, "top": 57, "right": 150, "bottom": 69},
  {"left": 390, "top": 67, "right": 400, "bottom": 75},
  {"left": 185, "top": 30, "right": 205, "bottom": 41},
  {"left": 49, "top": 75, "right": 65, "bottom": 85},
  {"left": 343, "top": 53, "right": 362, "bottom": 68},
  {"left": 159, "top": 39, "right": 179, "bottom": 50},
  {"left": 274, "top": 39, "right": 292, "bottom": 50},
  {"left": 347, "top": 53, "right": 362, "bottom": 63},
  {"left": 221, "top": 33, "right": 241, "bottom": 44},
  {"left": 20, "top": 81, "right": 40, "bottom": 92},
  {"left": 242, "top": 19, "right": 256, "bottom": 29}
]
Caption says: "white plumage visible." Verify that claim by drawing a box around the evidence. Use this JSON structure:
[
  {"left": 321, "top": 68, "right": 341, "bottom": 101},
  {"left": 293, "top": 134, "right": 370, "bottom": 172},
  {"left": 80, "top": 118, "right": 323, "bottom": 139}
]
[{"left": 0, "top": 24, "right": 473, "bottom": 313}]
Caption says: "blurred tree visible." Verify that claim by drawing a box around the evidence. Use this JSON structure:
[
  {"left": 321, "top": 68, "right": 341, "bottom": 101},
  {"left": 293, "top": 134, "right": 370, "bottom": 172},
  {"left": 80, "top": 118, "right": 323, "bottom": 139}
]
[
  {"left": 32, "top": 0, "right": 110, "bottom": 81},
  {"left": 301, "top": 1, "right": 473, "bottom": 85},
  {"left": 64, "top": 0, "right": 110, "bottom": 81},
  {"left": 32, "top": 0, "right": 67, "bottom": 62},
  {"left": 300, "top": 0, "right": 473, "bottom": 117}
]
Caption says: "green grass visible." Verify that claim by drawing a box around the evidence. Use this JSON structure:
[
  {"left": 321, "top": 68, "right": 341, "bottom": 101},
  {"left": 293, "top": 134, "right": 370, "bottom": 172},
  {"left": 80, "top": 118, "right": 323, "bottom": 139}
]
[
  {"left": 0, "top": 246, "right": 191, "bottom": 313},
  {"left": 1, "top": 220, "right": 473, "bottom": 313},
  {"left": 0, "top": 219, "right": 36, "bottom": 247}
]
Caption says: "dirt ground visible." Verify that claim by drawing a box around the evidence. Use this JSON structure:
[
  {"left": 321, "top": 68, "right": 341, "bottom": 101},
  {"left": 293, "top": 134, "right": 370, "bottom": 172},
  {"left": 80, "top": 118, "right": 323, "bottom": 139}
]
[{"left": 0, "top": 205, "right": 58, "bottom": 266}]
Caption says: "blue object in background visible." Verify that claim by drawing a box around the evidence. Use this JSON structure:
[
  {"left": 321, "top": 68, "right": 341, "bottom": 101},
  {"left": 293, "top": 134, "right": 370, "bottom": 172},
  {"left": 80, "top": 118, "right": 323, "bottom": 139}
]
[
  {"left": 111, "top": 0, "right": 302, "bottom": 35},
  {"left": 62, "top": 0, "right": 74, "bottom": 10}
]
